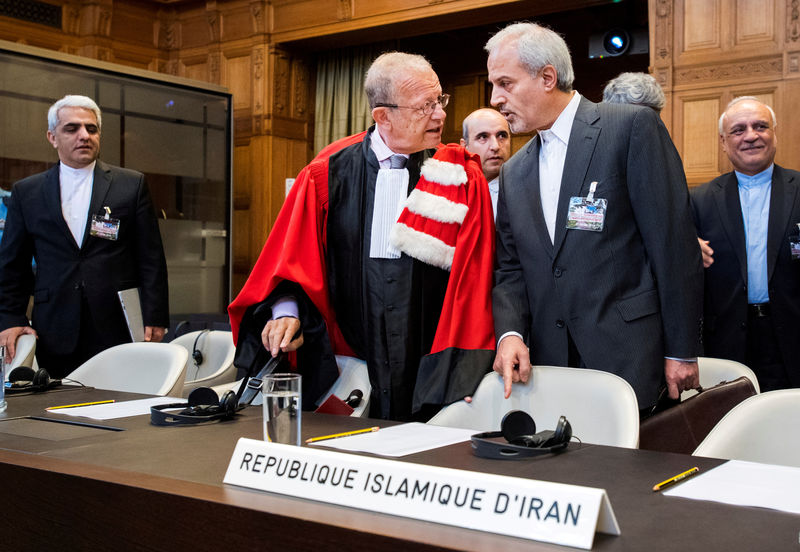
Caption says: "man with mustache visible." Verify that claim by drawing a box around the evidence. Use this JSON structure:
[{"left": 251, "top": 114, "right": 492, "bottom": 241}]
[
  {"left": 486, "top": 22, "right": 704, "bottom": 412},
  {"left": 691, "top": 97, "right": 800, "bottom": 391},
  {"left": 460, "top": 108, "right": 512, "bottom": 219},
  {"left": 229, "top": 52, "right": 495, "bottom": 421},
  {"left": 0, "top": 95, "right": 169, "bottom": 377}
]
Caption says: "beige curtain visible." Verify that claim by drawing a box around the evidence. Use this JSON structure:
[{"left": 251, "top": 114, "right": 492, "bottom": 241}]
[{"left": 314, "top": 45, "right": 387, "bottom": 155}]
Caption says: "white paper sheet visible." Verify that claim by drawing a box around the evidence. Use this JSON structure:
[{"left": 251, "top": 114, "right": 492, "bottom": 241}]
[
  {"left": 48, "top": 397, "right": 183, "bottom": 420},
  {"left": 308, "top": 422, "right": 475, "bottom": 457},
  {"left": 664, "top": 460, "right": 800, "bottom": 514}
]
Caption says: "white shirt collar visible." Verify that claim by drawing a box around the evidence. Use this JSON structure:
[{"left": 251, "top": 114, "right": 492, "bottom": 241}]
[
  {"left": 539, "top": 91, "right": 581, "bottom": 146},
  {"left": 370, "top": 127, "right": 409, "bottom": 167},
  {"left": 59, "top": 160, "right": 96, "bottom": 179}
]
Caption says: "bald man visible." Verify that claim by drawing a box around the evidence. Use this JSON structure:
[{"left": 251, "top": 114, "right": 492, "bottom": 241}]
[
  {"left": 691, "top": 96, "right": 800, "bottom": 391},
  {"left": 461, "top": 108, "right": 511, "bottom": 219}
]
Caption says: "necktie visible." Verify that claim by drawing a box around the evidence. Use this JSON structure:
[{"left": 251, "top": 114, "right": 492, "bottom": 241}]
[{"left": 389, "top": 155, "right": 407, "bottom": 169}]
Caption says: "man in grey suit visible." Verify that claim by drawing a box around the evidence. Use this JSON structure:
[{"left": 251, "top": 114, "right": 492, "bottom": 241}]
[
  {"left": 0, "top": 95, "right": 169, "bottom": 378},
  {"left": 486, "top": 22, "right": 704, "bottom": 410},
  {"left": 692, "top": 97, "right": 800, "bottom": 391}
]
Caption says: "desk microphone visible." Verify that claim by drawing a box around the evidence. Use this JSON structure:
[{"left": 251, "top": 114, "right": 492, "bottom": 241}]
[{"left": 345, "top": 389, "right": 363, "bottom": 408}]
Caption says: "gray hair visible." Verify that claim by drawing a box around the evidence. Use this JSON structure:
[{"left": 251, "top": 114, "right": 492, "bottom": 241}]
[
  {"left": 364, "top": 52, "right": 434, "bottom": 109},
  {"left": 48, "top": 95, "right": 102, "bottom": 132},
  {"left": 485, "top": 22, "right": 574, "bottom": 93},
  {"left": 462, "top": 108, "right": 509, "bottom": 143},
  {"left": 718, "top": 96, "right": 777, "bottom": 134},
  {"left": 602, "top": 72, "right": 665, "bottom": 113}
]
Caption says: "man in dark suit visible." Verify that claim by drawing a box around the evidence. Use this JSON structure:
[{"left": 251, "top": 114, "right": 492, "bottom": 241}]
[
  {"left": 691, "top": 97, "right": 800, "bottom": 391},
  {"left": 0, "top": 95, "right": 169, "bottom": 378},
  {"left": 486, "top": 22, "right": 704, "bottom": 411}
]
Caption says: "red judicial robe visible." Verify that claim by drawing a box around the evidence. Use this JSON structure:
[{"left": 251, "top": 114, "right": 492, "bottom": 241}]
[{"left": 229, "top": 130, "right": 495, "bottom": 417}]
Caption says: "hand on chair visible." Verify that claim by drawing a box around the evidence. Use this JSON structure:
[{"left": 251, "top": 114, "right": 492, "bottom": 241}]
[
  {"left": 492, "top": 335, "right": 532, "bottom": 399},
  {"left": 0, "top": 326, "right": 37, "bottom": 363}
]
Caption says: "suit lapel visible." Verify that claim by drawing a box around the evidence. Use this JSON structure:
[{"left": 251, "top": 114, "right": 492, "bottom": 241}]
[
  {"left": 82, "top": 161, "right": 112, "bottom": 247},
  {"left": 41, "top": 164, "right": 81, "bottom": 250},
  {"left": 553, "top": 98, "right": 600, "bottom": 257},
  {"left": 712, "top": 173, "right": 747, "bottom": 283},
  {"left": 766, "top": 165, "right": 798, "bottom": 280},
  {"left": 519, "top": 136, "right": 555, "bottom": 257}
]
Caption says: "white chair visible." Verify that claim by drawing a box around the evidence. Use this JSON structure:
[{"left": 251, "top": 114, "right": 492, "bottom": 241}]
[
  {"left": 316, "top": 355, "right": 371, "bottom": 417},
  {"left": 427, "top": 367, "right": 640, "bottom": 448},
  {"left": 693, "top": 389, "right": 800, "bottom": 467},
  {"left": 681, "top": 357, "right": 761, "bottom": 400},
  {"left": 212, "top": 356, "right": 372, "bottom": 416},
  {"left": 6, "top": 334, "right": 37, "bottom": 374},
  {"left": 66, "top": 342, "right": 188, "bottom": 396},
  {"left": 170, "top": 330, "right": 237, "bottom": 397}
]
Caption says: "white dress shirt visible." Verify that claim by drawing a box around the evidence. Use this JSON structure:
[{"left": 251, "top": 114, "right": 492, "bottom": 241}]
[
  {"left": 539, "top": 91, "right": 581, "bottom": 243},
  {"left": 488, "top": 177, "right": 499, "bottom": 220},
  {"left": 59, "top": 161, "right": 95, "bottom": 247}
]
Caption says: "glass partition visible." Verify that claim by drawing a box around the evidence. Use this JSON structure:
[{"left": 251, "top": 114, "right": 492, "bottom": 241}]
[{"left": 0, "top": 40, "right": 232, "bottom": 318}]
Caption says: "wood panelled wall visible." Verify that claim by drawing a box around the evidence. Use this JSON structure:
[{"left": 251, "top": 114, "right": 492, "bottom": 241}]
[
  {"left": 651, "top": 0, "right": 800, "bottom": 185},
  {"left": 2, "top": 0, "right": 799, "bottom": 296}
]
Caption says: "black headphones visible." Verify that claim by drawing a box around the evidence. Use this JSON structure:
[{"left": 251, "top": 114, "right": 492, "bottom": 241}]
[
  {"left": 191, "top": 329, "right": 209, "bottom": 367},
  {"left": 5, "top": 366, "right": 61, "bottom": 394},
  {"left": 470, "top": 410, "right": 572, "bottom": 459},
  {"left": 150, "top": 352, "right": 284, "bottom": 426},
  {"left": 150, "top": 387, "right": 239, "bottom": 426}
]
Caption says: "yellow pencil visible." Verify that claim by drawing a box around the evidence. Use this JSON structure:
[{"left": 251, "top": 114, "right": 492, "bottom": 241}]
[
  {"left": 652, "top": 466, "right": 700, "bottom": 492},
  {"left": 47, "top": 400, "right": 115, "bottom": 410},
  {"left": 306, "top": 426, "right": 380, "bottom": 444}
]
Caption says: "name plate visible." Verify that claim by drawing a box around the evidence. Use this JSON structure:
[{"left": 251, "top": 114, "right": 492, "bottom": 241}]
[{"left": 224, "top": 438, "right": 619, "bottom": 549}]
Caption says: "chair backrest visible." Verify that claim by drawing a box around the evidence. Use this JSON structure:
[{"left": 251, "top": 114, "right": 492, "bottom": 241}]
[
  {"left": 7, "top": 334, "right": 37, "bottom": 373},
  {"left": 170, "top": 330, "right": 237, "bottom": 397},
  {"left": 66, "top": 342, "right": 189, "bottom": 396},
  {"left": 693, "top": 389, "right": 800, "bottom": 467},
  {"left": 681, "top": 357, "right": 761, "bottom": 400},
  {"left": 315, "top": 356, "right": 371, "bottom": 417},
  {"left": 427, "top": 367, "right": 640, "bottom": 448},
  {"left": 209, "top": 356, "right": 372, "bottom": 415}
]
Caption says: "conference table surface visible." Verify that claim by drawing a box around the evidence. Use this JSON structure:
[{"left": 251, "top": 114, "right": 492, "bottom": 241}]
[{"left": 0, "top": 386, "right": 796, "bottom": 551}]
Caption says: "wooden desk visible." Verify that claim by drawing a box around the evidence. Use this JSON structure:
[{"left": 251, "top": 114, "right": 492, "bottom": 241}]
[{"left": 0, "top": 388, "right": 796, "bottom": 551}]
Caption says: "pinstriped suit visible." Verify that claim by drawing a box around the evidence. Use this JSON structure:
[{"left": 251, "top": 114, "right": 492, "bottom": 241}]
[{"left": 493, "top": 97, "right": 704, "bottom": 408}]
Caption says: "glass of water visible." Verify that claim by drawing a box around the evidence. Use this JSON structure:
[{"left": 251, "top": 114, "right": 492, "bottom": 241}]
[{"left": 262, "top": 373, "right": 301, "bottom": 445}]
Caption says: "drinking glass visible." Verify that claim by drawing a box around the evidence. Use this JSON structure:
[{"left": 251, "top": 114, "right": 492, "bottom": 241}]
[{"left": 262, "top": 373, "right": 301, "bottom": 445}]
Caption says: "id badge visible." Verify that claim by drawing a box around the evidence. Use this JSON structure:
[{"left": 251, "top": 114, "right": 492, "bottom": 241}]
[
  {"left": 90, "top": 213, "right": 120, "bottom": 241},
  {"left": 791, "top": 223, "right": 800, "bottom": 260},
  {"left": 566, "top": 181, "right": 607, "bottom": 232},
  {"left": 790, "top": 238, "right": 800, "bottom": 260}
]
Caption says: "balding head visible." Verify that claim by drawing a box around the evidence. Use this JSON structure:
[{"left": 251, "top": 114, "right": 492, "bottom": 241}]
[
  {"left": 460, "top": 108, "right": 511, "bottom": 181},
  {"left": 718, "top": 97, "right": 777, "bottom": 176}
]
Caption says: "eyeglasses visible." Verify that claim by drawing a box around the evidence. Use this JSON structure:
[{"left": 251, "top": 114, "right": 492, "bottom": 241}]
[{"left": 375, "top": 94, "right": 450, "bottom": 116}]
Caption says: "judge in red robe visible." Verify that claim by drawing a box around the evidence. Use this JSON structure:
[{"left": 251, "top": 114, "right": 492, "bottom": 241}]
[{"left": 229, "top": 53, "right": 495, "bottom": 420}]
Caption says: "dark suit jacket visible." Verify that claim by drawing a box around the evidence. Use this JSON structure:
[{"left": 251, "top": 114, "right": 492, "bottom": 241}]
[
  {"left": 0, "top": 161, "right": 169, "bottom": 359},
  {"left": 690, "top": 165, "right": 800, "bottom": 386},
  {"left": 493, "top": 97, "right": 704, "bottom": 408}
]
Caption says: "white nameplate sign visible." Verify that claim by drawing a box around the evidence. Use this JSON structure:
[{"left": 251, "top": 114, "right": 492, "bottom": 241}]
[{"left": 224, "top": 438, "right": 620, "bottom": 549}]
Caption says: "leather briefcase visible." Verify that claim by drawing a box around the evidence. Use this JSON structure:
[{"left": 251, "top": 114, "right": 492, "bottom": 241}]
[{"left": 638, "top": 376, "right": 757, "bottom": 454}]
